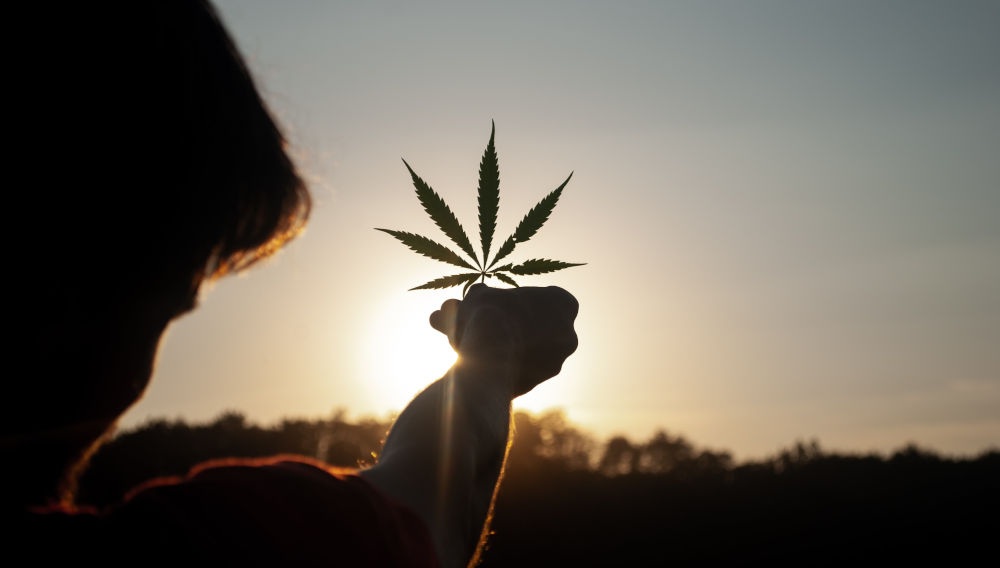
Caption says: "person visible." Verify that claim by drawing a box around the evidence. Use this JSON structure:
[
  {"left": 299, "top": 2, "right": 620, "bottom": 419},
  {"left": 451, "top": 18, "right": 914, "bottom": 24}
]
[{"left": 4, "top": 2, "right": 579, "bottom": 567}]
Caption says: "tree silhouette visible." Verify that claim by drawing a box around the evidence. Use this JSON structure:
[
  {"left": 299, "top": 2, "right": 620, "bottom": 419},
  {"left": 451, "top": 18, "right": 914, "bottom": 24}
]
[{"left": 74, "top": 410, "right": 999, "bottom": 565}]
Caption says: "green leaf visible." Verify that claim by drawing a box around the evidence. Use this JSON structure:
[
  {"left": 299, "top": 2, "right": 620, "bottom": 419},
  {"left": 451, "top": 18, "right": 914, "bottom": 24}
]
[
  {"left": 383, "top": 124, "right": 585, "bottom": 293},
  {"left": 375, "top": 229, "right": 476, "bottom": 270},
  {"left": 493, "top": 272, "right": 519, "bottom": 287},
  {"left": 508, "top": 258, "right": 585, "bottom": 275},
  {"left": 478, "top": 121, "right": 500, "bottom": 265},
  {"left": 486, "top": 235, "right": 517, "bottom": 270},
  {"left": 513, "top": 172, "right": 572, "bottom": 243},
  {"left": 485, "top": 172, "right": 572, "bottom": 270},
  {"left": 409, "top": 272, "right": 481, "bottom": 291},
  {"left": 403, "top": 159, "right": 480, "bottom": 268}
]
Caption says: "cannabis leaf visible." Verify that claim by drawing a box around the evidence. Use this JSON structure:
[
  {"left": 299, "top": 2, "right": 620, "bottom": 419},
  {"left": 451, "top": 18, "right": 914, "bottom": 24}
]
[
  {"left": 374, "top": 229, "right": 477, "bottom": 270},
  {"left": 478, "top": 123, "right": 500, "bottom": 264},
  {"left": 378, "top": 122, "right": 585, "bottom": 295},
  {"left": 402, "top": 159, "right": 480, "bottom": 268}
]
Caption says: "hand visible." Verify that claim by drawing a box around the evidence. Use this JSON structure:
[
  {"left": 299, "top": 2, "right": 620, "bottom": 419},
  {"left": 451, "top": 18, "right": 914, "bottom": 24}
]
[{"left": 429, "top": 284, "right": 579, "bottom": 398}]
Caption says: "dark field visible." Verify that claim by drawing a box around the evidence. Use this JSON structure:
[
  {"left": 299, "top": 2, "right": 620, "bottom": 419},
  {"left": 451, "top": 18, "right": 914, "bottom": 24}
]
[{"left": 79, "top": 411, "right": 998, "bottom": 566}]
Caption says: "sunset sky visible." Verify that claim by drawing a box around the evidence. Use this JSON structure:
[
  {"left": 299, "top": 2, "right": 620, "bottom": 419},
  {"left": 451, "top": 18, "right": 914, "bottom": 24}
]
[{"left": 121, "top": 0, "right": 999, "bottom": 460}]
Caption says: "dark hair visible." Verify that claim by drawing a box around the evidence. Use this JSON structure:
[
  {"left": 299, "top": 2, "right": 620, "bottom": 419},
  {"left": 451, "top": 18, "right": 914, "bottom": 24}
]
[
  {"left": 4, "top": 0, "right": 311, "bottom": 507},
  {"left": 94, "top": 0, "right": 311, "bottom": 288}
]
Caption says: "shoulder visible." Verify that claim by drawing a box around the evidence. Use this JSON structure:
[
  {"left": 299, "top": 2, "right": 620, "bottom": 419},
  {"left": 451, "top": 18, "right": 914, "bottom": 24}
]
[{"left": 25, "top": 456, "right": 439, "bottom": 567}]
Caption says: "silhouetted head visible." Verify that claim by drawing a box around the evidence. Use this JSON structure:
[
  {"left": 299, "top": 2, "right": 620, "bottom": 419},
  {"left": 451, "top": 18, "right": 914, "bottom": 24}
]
[{"left": 4, "top": 0, "right": 310, "bottom": 507}]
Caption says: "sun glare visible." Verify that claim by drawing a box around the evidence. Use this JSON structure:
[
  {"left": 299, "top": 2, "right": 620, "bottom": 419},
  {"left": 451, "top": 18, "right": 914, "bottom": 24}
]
[
  {"left": 363, "top": 293, "right": 459, "bottom": 411},
  {"left": 360, "top": 287, "right": 590, "bottom": 417}
]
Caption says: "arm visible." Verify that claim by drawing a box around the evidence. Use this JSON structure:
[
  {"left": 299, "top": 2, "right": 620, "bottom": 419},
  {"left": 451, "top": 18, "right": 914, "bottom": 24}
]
[
  {"left": 360, "top": 285, "right": 579, "bottom": 568},
  {"left": 361, "top": 360, "right": 512, "bottom": 568}
]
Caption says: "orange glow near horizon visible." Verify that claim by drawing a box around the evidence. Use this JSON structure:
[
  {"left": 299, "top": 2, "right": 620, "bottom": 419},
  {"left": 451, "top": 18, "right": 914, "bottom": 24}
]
[{"left": 116, "top": 1, "right": 1000, "bottom": 460}]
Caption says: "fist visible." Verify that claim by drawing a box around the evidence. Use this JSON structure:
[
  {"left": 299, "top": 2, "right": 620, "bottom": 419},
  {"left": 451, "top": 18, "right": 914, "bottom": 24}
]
[{"left": 430, "top": 284, "right": 579, "bottom": 397}]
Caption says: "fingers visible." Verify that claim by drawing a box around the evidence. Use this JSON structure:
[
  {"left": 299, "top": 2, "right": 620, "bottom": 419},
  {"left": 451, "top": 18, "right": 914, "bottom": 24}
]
[
  {"left": 429, "top": 298, "right": 461, "bottom": 336},
  {"left": 464, "top": 282, "right": 489, "bottom": 299},
  {"left": 547, "top": 286, "right": 580, "bottom": 320},
  {"left": 456, "top": 304, "right": 517, "bottom": 362},
  {"left": 429, "top": 285, "right": 580, "bottom": 384}
]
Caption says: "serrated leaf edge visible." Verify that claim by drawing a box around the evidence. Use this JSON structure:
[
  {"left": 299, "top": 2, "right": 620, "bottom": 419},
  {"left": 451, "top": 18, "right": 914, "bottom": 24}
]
[
  {"left": 403, "top": 158, "right": 481, "bottom": 269},
  {"left": 493, "top": 272, "right": 519, "bottom": 287},
  {"left": 477, "top": 120, "right": 500, "bottom": 267},
  {"left": 409, "top": 272, "right": 481, "bottom": 291},
  {"left": 375, "top": 228, "right": 476, "bottom": 270},
  {"left": 485, "top": 172, "right": 573, "bottom": 270},
  {"left": 508, "top": 258, "right": 586, "bottom": 275}
]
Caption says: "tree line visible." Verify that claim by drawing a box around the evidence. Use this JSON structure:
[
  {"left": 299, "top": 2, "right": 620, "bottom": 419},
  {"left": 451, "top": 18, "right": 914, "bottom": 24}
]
[{"left": 78, "top": 410, "right": 999, "bottom": 565}]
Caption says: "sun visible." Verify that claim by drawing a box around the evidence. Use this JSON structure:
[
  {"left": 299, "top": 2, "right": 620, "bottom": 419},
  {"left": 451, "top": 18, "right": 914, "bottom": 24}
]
[
  {"left": 360, "top": 288, "right": 584, "bottom": 417},
  {"left": 363, "top": 292, "right": 459, "bottom": 411}
]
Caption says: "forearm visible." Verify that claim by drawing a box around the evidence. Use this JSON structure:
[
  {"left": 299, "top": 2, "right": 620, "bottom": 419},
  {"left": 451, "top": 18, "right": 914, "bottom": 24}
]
[{"left": 360, "top": 362, "right": 513, "bottom": 568}]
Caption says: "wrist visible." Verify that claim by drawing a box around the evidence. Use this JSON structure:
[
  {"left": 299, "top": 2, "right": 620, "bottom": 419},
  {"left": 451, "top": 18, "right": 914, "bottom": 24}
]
[{"left": 451, "top": 356, "right": 518, "bottom": 402}]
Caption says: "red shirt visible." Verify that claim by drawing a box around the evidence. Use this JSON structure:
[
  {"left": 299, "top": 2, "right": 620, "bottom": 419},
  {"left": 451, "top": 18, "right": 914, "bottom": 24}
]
[{"left": 21, "top": 456, "right": 439, "bottom": 567}]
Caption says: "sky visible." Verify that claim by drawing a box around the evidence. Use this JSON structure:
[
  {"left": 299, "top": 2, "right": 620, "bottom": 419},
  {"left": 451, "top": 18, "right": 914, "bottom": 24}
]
[{"left": 120, "top": 0, "right": 1000, "bottom": 460}]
